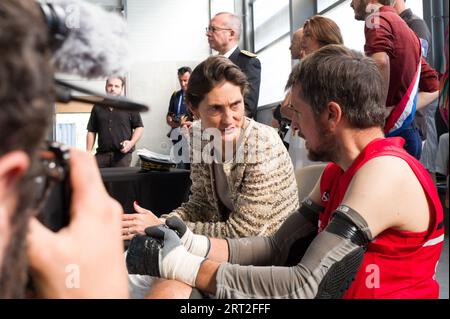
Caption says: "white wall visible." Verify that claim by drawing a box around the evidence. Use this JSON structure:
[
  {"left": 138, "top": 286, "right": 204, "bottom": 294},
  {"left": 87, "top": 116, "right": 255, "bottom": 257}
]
[
  {"left": 323, "top": 0, "right": 424, "bottom": 53},
  {"left": 126, "top": 0, "right": 210, "bottom": 158},
  {"left": 323, "top": 0, "right": 365, "bottom": 53},
  {"left": 257, "top": 35, "right": 291, "bottom": 106},
  {"left": 210, "top": 0, "right": 235, "bottom": 15},
  {"left": 56, "top": 0, "right": 210, "bottom": 161}
]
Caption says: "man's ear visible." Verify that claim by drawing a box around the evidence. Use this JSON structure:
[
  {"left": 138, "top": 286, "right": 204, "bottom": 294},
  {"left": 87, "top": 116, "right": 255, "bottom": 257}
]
[
  {"left": 326, "top": 101, "right": 342, "bottom": 131},
  {"left": 0, "top": 151, "right": 29, "bottom": 264},
  {"left": 229, "top": 29, "right": 236, "bottom": 40},
  {"left": 0, "top": 151, "right": 30, "bottom": 200}
]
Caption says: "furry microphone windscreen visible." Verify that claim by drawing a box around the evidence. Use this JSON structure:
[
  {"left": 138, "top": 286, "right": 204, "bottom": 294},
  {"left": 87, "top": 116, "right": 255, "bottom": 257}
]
[{"left": 45, "top": 0, "right": 131, "bottom": 79}]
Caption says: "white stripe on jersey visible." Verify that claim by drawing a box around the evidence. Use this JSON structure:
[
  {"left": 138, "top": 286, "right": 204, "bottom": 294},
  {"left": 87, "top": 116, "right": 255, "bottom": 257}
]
[{"left": 423, "top": 234, "right": 445, "bottom": 247}]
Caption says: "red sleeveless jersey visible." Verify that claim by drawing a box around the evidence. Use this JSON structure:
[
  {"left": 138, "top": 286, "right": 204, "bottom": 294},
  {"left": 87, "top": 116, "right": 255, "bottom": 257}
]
[{"left": 319, "top": 138, "right": 444, "bottom": 299}]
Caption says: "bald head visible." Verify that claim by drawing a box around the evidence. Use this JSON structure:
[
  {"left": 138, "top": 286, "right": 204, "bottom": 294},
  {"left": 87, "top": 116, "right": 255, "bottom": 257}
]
[
  {"left": 207, "top": 12, "right": 242, "bottom": 54},
  {"left": 289, "top": 28, "right": 304, "bottom": 60},
  {"left": 214, "top": 12, "right": 241, "bottom": 39}
]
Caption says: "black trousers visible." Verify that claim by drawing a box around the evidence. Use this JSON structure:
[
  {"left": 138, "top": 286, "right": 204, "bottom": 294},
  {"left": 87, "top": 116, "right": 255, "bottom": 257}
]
[{"left": 95, "top": 152, "right": 132, "bottom": 168}]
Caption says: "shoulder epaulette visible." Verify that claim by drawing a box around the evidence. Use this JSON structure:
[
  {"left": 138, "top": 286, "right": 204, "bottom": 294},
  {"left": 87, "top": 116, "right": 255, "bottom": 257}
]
[{"left": 240, "top": 50, "right": 257, "bottom": 58}]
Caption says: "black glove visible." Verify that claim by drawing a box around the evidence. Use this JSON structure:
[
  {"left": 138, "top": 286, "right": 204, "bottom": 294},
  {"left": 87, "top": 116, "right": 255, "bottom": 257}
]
[
  {"left": 165, "top": 216, "right": 210, "bottom": 257},
  {"left": 127, "top": 224, "right": 205, "bottom": 286},
  {"left": 126, "top": 232, "right": 162, "bottom": 276}
]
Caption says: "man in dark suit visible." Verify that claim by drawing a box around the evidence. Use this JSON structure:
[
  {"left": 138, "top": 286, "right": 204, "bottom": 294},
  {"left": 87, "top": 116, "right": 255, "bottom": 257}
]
[
  {"left": 166, "top": 66, "right": 192, "bottom": 141},
  {"left": 206, "top": 12, "right": 261, "bottom": 119}
]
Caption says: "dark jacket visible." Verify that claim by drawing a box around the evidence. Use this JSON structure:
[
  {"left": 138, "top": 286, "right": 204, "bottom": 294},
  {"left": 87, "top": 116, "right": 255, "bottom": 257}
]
[
  {"left": 400, "top": 8, "right": 433, "bottom": 140},
  {"left": 228, "top": 47, "right": 261, "bottom": 120}
]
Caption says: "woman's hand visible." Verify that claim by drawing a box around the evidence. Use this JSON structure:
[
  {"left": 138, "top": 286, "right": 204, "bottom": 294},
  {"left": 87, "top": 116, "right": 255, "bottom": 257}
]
[{"left": 121, "top": 201, "right": 164, "bottom": 240}]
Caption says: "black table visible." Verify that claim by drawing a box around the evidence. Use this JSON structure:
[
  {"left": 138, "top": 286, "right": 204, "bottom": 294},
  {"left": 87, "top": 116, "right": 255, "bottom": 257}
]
[{"left": 101, "top": 167, "right": 191, "bottom": 216}]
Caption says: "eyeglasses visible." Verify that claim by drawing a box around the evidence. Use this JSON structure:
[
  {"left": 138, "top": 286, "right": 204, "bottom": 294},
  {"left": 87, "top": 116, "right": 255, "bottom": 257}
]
[{"left": 205, "top": 26, "right": 232, "bottom": 33}]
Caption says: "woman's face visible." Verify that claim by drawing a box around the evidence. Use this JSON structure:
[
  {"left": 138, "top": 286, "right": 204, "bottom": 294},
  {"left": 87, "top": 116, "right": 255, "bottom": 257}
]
[
  {"left": 301, "top": 34, "right": 322, "bottom": 55},
  {"left": 192, "top": 81, "right": 245, "bottom": 146}
]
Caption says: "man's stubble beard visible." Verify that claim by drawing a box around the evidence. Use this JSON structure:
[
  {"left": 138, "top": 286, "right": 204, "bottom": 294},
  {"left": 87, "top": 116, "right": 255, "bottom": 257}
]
[{"left": 306, "top": 125, "right": 339, "bottom": 163}]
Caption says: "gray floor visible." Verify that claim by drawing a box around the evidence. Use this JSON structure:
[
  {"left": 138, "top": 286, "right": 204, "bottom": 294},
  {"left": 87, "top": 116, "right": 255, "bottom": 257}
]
[{"left": 437, "top": 235, "right": 449, "bottom": 299}]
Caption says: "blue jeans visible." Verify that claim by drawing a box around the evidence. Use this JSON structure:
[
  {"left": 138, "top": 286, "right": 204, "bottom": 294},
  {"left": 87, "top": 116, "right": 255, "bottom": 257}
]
[{"left": 388, "top": 123, "right": 422, "bottom": 160}]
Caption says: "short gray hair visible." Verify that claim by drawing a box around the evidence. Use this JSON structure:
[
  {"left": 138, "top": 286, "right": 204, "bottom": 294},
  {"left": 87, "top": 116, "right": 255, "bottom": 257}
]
[{"left": 215, "top": 12, "right": 241, "bottom": 40}]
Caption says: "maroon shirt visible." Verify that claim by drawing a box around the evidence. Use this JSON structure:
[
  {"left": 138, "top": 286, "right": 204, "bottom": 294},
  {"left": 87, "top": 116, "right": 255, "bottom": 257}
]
[{"left": 364, "top": 6, "right": 438, "bottom": 107}]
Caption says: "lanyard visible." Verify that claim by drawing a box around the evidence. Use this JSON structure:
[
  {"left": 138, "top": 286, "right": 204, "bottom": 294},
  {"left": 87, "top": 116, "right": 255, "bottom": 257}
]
[{"left": 177, "top": 92, "right": 183, "bottom": 115}]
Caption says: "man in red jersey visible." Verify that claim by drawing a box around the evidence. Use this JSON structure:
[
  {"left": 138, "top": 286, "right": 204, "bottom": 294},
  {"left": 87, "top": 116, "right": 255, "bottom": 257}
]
[{"left": 127, "top": 45, "right": 444, "bottom": 299}]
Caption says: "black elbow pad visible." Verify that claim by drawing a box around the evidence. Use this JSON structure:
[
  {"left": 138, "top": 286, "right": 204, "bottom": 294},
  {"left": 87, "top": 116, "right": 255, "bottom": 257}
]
[
  {"left": 300, "top": 205, "right": 373, "bottom": 299},
  {"left": 326, "top": 205, "right": 372, "bottom": 247},
  {"left": 316, "top": 206, "right": 372, "bottom": 298}
]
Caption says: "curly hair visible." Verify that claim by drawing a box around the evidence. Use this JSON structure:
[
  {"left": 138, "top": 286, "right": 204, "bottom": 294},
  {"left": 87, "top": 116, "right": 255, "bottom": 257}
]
[{"left": 0, "top": 0, "right": 54, "bottom": 298}]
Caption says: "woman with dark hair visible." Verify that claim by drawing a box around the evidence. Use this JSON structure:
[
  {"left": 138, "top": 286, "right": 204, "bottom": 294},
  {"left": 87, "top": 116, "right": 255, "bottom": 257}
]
[
  {"left": 125, "top": 56, "right": 299, "bottom": 298},
  {"left": 125, "top": 56, "right": 298, "bottom": 238}
]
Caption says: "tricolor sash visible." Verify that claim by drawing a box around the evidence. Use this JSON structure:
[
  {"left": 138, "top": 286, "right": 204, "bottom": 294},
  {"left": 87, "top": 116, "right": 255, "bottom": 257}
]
[{"left": 385, "top": 61, "right": 421, "bottom": 136}]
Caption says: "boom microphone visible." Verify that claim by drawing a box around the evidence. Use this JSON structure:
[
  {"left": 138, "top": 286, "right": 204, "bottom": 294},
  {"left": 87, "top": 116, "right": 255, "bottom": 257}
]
[
  {"left": 55, "top": 79, "right": 149, "bottom": 112},
  {"left": 38, "top": 0, "right": 148, "bottom": 112},
  {"left": 40, "top": 0, "right": 131, "bottom": 79}
]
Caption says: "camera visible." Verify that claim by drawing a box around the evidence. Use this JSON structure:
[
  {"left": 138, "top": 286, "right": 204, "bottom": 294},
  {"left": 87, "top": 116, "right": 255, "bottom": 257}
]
[
  {"left": 273, "top": 103, "right": 291, "bottom": 141},
  {"left": 170, "top": 113, "right": 183, "bottom": 124},
  {"left": 26, "top": 141, "right": 72, "bottom": 295},
  {"left": 35, "top": 141, "right": 72, "bottom": 232}
]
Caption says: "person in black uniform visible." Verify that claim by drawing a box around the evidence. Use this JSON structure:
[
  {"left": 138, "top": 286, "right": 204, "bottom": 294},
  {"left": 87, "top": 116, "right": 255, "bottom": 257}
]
[
  {"left": 206, "top": 12, "right": 261, "bottom": 119},
  {"left": 86, "top": 76, "right": 144, "bottom": 168}
]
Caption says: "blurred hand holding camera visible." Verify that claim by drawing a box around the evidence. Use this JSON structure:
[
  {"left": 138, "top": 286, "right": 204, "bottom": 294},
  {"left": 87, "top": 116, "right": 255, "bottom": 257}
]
[
  {"left": 27, "top": 150, "right": 128, "bottom": 298},
  {"left": 121, "top": 201, "right": 163, "bottom": 241}
]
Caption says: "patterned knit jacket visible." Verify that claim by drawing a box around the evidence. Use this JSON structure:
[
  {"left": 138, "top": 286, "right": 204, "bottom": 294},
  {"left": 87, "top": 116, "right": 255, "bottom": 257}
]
[{"left": 163, "top": 118, "right": 299, "bottom": 238}]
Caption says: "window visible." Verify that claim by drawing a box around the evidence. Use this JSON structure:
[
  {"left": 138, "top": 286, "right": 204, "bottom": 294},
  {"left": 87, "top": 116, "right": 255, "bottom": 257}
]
[
  {"left": 406, "top": 0, "right": 424, "bottom": 18},
  {"left": 55, "top": 113, "right": 92, "bottom": 150},
  {"left": 321, "top": 0, "right": 365, "bottom": 52},
  {"left": 257, "top": 35, "right": 291, "bottom": 106},
  {"left": 253, "top": 0, "right": 289, "bottom": 52},
  {"left": 317, "top": 0, "right": 340, "bottom": 12},
  {"left": 253, "top": 0, "right": 291, "bottom": 106},
  {"left": 210, "top": 0, "right": 235, "bottom": 15}
]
